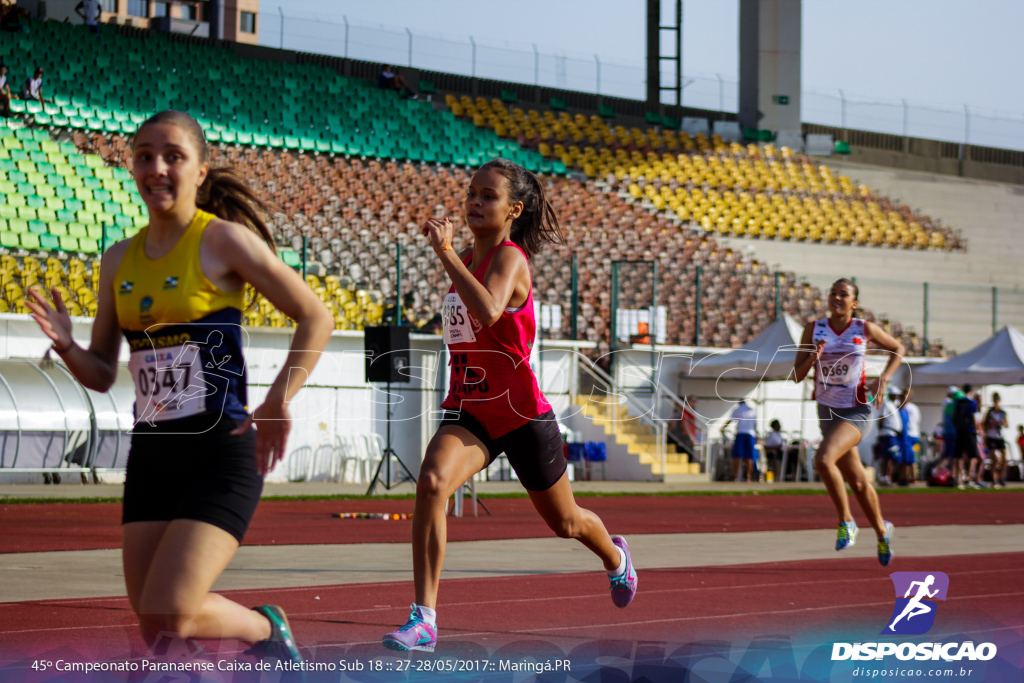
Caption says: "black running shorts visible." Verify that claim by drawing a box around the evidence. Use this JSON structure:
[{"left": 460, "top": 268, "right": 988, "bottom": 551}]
[
  {"left": 122, "top": 412, "right": 263, "bottom": 543},
  {"left": 439, "top": 409, "right": 566, "bottom": 491},
  {"left": 955, "top": 433, "right": 981, "bottom": 461}
]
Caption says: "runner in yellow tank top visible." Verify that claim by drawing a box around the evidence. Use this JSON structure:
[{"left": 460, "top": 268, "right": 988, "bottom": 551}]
[{"left": 28, "top": 111, "right": 333, "bottom": 663}]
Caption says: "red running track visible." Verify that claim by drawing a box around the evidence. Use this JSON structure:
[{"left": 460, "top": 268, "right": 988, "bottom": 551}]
[
  {"left": 1, "top": 552, "right": 1021, "bottom": 665},
  {"left": 2, "top": 491, "right": 1023, "bottom": 553}
]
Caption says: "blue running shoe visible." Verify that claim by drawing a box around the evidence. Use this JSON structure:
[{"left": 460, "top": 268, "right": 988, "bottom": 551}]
[
  {"left": 877, "top": 521, "right": 894, "bottom": 566},
  {"left": 250, "top": 605, "right": 303, "bottom": 665},
  {"left": 836, "top": 520, "right": 859, "bottom": 551},
  {"left": 609, "top": 536, "right": 638, "bottom": 608},
  {"left": 383, "top": 604, "right": 438, "bottom": 653}
]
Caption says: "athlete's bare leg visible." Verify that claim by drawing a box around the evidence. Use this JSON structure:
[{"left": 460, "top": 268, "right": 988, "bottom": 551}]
[
  {"left": 124, "top": 520, "right": 272, "bottom": 646},
  {"left": 814, "top": 421, "right": 863, "bottom": 524},
  {"left": 836, "top": 446, "right": 887, "bottom": 537},
  {"left": 527, "top": 471, "right": 620, "bottom": 570},
  {"left": 411, "top": 425, "right": 489, "bottom": 609}
]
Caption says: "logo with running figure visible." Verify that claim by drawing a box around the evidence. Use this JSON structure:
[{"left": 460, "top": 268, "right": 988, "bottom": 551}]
[{"left": 882, "top": 572, "right": 949, "bottom": 635}]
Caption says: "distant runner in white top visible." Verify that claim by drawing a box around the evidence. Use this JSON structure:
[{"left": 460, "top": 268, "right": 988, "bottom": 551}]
[{"left": 793, "top": 278, "right": 905, "bottom": 566}]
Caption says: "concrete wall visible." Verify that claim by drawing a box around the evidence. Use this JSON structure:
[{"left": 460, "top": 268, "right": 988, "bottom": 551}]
[
  {"left": 0, "top": 314, "right": 590, "bottom": 479},
  {"left": 739, "top": 0, "right": 801, "bottom": 134}
]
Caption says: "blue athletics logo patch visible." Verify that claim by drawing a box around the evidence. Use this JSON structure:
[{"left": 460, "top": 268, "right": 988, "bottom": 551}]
[{"left": 881, "top": 571, "right": 949, "bottom": 635}]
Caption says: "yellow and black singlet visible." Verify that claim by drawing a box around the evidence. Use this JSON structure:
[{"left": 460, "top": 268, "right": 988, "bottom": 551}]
[{"left": 115, "top": 209, "right": 249, "bottom": 424}]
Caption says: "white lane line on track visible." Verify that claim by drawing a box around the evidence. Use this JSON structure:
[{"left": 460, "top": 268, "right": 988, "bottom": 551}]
[
  {"left": 3, "top": 590, "right": 1021, "bottom": 637},
  {"left": 14, "top": 564, "right": 1024, "bottom": 608},
  {"left": 300, "top": 623, "right": 1024, "bottom": 651},
  {"left": 501, "top": 591, "right": 1024, "bottom": 634}
]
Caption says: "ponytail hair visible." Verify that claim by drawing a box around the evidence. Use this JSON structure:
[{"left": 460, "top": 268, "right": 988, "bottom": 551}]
[
  {"left": 477, "top": 158, "right": 565, "bottom": 258},
  {"left": 133, "top": 110, "right": 277, "bottom": 253}
]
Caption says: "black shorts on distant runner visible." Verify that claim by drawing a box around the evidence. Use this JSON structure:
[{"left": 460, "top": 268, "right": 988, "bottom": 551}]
[{"left": 439, "top": 408, "right": 566, "bottom": 491}]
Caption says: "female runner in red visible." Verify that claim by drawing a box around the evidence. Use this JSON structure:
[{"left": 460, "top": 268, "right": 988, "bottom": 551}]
[
  {"left": 793, "top": 278, "right": 904, "bottom": 565},
  {"left": 382, "top": 159, "right": 637, "bottom": 652}
]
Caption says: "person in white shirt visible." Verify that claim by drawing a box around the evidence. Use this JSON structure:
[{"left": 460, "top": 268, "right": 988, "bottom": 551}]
[
  {"left": 75, "top": 0, "right": 101, "bottom": 35},
  {"left": 763, "top": 419, "right": 786, "bottom": 481},
  {"left": 21, "top": 67, "right": 47, "bottom": 105},
  {"left": 876, "top": 389, "right": 902, "bottom": 486},
  {"left": 900, "top": 388, "right": 922, "bottom": 484},
  {"left": 726, "top": 399, "right": 758, "bottom": 482}
]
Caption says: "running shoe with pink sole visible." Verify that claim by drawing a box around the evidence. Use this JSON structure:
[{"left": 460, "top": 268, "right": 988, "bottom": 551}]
[
  {"left": 609, "top": 536, "right": 638, "bottom": 607},
  {"left": 383, "top": 604, "right": 437, "bottom": 652}
]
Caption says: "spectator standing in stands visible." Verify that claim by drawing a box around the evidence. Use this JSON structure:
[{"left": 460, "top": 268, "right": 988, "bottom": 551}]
[
  {"left": 763, "top": 419, "right": 785, "bottom": 481},
  {"left": 0, "top": 64, "right": 11, "bottom": 117},
  {"left": 726, "top": 399, "right": 758, "bottom": 482},
  {"left": 900, "top": 388, "right": 921, "bottom": 484},
  {"left": 983, "top": 392, "right": 1009, "bottom": 489},
  {"left": 953, "top": 384, "right": 982, "bottom": 489},
  {"left": 21, "top": 67, "right": 47, "bottom": 105},
  {"left": 75, "top": 0, "right": 101, "bottom": 35}
]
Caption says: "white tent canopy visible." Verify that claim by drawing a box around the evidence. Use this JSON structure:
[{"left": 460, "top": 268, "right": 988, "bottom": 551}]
[
  {"left": 914, "top": 326, "right": 1024, "bottom": 386},
  {"left": 687, "top": 314, "right": 806, "bottom": 382}
]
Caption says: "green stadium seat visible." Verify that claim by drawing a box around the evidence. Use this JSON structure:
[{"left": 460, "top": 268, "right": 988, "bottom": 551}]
[
  {"left": 645, "top": 111, "right": 662, "bottom": 126},
  {"left": 8, "top": 218, "right": 27, "bottom": 233},
  {"left": 0, "top": 231, "right": 18, "bottom": 248},
  {"left": 78, "top": 237, "right": 98, "bottom": 253},
  {"left": 598, "top": 105, "right": 617, "bottom": 119},
  {"left": 20, "top": 233, "right": 40, "bottom": 249},
  {"left": 280, "top": 250, "right": 301, "bottom": 268},
  {"left": 59, "top": 236, "right": 78, "bottom": 251},
  {"left": 40, "top": 234, "right": 60, "bottom": 250},
  {"left": 48, "top": 222, "right": 68, "bottom": 236},
  {"left": 835, "top": 140, "right": 852, "bottom": 155}
]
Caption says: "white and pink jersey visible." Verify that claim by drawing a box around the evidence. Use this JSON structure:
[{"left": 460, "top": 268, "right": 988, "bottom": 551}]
[{"left": 812, "top": 317, "right": 868, "bottom": 409}]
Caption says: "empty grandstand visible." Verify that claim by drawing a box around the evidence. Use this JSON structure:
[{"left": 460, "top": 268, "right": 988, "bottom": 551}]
[{"left": 4, "top": 15, "right": 1021, "bottom": 362}]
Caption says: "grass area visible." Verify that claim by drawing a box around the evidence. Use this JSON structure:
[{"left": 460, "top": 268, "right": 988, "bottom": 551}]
[{"left": 0, "top": 486, "right": 1019, "bottom": 505}]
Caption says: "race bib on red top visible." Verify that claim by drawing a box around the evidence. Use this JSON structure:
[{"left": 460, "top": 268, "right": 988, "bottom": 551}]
[{"left": 442, "top": 292, "right": 478, "bottom": 345}]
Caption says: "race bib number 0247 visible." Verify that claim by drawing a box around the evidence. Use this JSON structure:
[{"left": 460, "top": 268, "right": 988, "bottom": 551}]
[
  {"left": 442, "top": 292, "right": 477, "bottom": 345},
  {"left": 128, "top": 343, "right": 206, "bottom": 422}
]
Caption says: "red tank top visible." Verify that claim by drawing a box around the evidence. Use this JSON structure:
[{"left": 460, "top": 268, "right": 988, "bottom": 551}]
[{"left": 439, "top": 241, "right": 551, "bottom": 438}]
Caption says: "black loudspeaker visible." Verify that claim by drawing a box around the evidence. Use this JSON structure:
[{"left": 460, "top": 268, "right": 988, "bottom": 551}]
[{"left": 365, "top": 325, "right": 411, "bottom": 383}]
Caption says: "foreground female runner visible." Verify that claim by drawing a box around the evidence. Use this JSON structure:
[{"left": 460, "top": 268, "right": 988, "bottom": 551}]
[
  {"left": 383, "top": 159, "right": 637, "bottom": 652},
  {"left": 793, "top": 278, "right": 903, "bottom": 565},
  {"left": 29, "top": 111, "right": 333, "bottom": 660}
]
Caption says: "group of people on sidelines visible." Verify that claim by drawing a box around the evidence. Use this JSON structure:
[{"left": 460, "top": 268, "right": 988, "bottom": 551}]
[{"left": 936, "top": 385, "right": 1015, "bottom": 489}]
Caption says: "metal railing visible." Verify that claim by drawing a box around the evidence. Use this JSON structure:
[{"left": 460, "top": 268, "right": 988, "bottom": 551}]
[
  {"left": 616, "top": 353, "right": 711, "bottom": 475},
  {"left": 253, "top": 10, "right": 1024, "bottom": 152},
  {"left": 578, "top": 357, "right": 667, "bottom": 479}
]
